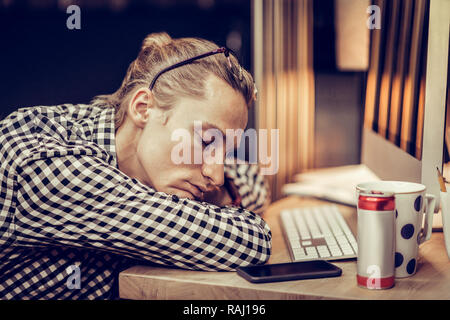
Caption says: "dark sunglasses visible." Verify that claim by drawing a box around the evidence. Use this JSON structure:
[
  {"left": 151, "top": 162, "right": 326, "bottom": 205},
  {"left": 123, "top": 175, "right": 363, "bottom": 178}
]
[{"left": 149, "top": 47, "right": 243, "bottom": 91}]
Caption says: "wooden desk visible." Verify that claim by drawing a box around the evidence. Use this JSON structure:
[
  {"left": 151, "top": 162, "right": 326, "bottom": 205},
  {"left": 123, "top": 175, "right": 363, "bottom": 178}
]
[{"left": 118, "top": 196, "right": 450, "bottom": 300}]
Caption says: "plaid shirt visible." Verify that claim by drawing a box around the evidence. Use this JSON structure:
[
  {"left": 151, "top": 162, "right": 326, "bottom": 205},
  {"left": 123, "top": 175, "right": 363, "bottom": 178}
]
[{"left": 0, "top": 104, "right": 272, "bottom": 299}]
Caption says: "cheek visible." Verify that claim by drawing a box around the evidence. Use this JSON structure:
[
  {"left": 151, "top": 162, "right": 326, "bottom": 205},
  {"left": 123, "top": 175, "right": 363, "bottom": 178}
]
[
  {"left": 137, "top": 137, "right": 170, "bottom": 170},
  {"left": 135, "top": 127, "right": 169, "bottom": 175},
  {"left": 172, "top": 126, "right": 204, "bottom": 165},
  {"left": 136, "top": 126, "right": 194, "bottom": 178}
]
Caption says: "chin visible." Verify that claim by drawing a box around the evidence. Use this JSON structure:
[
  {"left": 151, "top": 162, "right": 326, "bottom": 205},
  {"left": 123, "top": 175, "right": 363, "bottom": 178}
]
[{"left": 164, "top": 186, "right": 195, "bottom": 200}]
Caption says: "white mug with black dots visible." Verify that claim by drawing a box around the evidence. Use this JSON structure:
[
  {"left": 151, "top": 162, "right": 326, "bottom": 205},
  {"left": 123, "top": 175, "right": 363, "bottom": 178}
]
[{"left": 356, "top": 181, "right": 436, "bottom": 278}]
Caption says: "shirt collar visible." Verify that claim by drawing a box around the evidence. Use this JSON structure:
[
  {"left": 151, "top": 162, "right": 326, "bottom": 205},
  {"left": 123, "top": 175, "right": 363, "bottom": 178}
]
[{"left": 91, "top": 106, "right": 118, "bottom": 168}]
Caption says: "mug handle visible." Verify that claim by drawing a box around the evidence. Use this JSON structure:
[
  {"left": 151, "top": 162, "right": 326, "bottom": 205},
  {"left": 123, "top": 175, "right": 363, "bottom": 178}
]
[{"left": 419, "top": 194, "right": 436, "bottom": 244}]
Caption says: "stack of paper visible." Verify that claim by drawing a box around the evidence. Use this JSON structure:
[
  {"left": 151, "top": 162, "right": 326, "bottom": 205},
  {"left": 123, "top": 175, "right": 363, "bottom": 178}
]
[{"left": 282, "top": 164, "right": 381, "bottom": 206}]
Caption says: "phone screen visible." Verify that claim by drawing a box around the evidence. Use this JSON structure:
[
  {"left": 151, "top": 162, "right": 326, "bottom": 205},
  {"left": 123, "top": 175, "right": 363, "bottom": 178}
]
[
  {"left": 237, "top": 260, "right": 342, "bottom": 283},
  {"left": 243, "top": 260, "right": 338, "bottom": 277}
]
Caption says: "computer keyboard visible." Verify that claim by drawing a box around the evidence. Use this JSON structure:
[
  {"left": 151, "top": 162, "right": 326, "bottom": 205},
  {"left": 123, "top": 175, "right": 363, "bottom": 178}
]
[{"left": 280, "top": 205, "right": 358, "bottom": 262}]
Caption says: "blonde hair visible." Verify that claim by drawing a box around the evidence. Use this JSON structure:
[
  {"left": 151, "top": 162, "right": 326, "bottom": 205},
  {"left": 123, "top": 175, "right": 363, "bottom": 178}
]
[{"left": 91, "top": 32, "right": 255, "bottom": 129}]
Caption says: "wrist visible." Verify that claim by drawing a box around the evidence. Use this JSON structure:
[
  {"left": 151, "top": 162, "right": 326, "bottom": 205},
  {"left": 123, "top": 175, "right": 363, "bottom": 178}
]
[{"left": 224, "top": 178, "right": 241, "bottom": 207}]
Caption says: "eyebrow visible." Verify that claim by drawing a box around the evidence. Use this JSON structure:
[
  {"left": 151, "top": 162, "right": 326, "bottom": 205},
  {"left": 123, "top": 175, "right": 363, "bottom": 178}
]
[{"left": 201, "top": 122, "right": 226, "bottom": 138}]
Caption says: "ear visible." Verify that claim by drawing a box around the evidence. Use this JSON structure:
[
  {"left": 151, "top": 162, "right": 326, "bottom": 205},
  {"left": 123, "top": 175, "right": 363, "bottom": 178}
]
[{"left": 127, "top": 87, "right": 154, "bottom": 128}]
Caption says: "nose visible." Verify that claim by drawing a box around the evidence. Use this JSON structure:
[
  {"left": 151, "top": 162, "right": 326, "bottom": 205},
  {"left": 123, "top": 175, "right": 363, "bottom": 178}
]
[{"left": 201, "top": 162, "right": 225, "bottom": 187}]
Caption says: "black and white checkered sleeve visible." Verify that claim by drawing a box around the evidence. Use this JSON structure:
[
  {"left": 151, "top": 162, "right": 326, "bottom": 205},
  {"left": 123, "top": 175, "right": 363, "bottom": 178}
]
[
  {"left": 224, "top": 162, "right": 271, "bottom": 215},
  {"left": 14, "top": 154, "right": 272, "bottom": 271}
]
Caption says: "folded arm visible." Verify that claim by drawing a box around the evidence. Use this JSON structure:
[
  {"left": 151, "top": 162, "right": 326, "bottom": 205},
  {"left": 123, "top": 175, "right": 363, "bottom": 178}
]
[{"left": 14, "top": 154, "right": 272, "bottom": 271}]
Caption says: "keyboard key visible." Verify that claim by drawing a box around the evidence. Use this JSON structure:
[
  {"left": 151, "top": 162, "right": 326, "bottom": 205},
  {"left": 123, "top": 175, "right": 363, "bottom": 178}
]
[
  {"left": 300, "top": 234, "right": 311, "bottom": 241},
  {"left": 328, "top": 244, "right": 342, "bottom": 257},
  {"left": 342, "top": 246, "right": 354, "bottom": 256},
  {"left": 305, "top": 246, "right": 318, "bottom": 258},
  {"left": 325, "top": 236, "right": 337, "bottom": 246},
  {"left": 302, "top": 241, "right": 312, "bottom": 246},
  {"left": 287, "top": 232, "right": 299, "bottom": 241},
  {"left": 293, "top": 248, "right": 306, "bottom": 260},
  {"left": 336, "top": 234, "right": 349, "bottom": 246},
  {"left": 291, "top": 240, "right": 302, "bottom": 249},
  {"left": 317, "top": 245, "right": 331, "bottom": 258}
]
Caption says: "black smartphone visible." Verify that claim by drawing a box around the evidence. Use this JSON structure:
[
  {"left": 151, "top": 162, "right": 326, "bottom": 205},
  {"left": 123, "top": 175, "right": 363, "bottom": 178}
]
[{"left": 236, "top": 260, "right": 342, "bottom": 283}]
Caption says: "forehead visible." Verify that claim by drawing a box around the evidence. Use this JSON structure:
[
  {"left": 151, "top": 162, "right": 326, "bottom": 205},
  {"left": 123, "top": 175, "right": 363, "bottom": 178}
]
[
  {"left": 172, "top": 75, "right": 248, "bottom": 132},
  {"left": 202, "top": 75, "right": 248, "bottom": 129}
]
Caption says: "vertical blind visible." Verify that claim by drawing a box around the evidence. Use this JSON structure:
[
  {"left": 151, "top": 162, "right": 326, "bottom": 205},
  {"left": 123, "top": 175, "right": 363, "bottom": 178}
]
[
  {"left": 253, "top": 0, "right": 315, "bottom": 200},
  {"left": 364, "top": 0, "right": 430, "bottom": 159}
]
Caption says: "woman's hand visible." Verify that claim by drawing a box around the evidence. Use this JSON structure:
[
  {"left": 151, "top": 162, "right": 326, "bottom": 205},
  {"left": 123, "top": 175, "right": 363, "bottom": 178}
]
[{"left": 202, "top": 185, "right": 233, "bottom": 207}]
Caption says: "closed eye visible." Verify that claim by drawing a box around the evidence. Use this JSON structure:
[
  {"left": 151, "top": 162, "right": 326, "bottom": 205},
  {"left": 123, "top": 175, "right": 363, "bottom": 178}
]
[{"left": 202, "top": 136, "right": 215, "bottom": 147}]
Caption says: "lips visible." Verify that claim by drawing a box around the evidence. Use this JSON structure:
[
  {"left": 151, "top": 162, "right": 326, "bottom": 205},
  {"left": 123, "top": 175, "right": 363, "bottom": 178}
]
[{"left": 182, "top": 182, "right": 204, "bottom": 200}]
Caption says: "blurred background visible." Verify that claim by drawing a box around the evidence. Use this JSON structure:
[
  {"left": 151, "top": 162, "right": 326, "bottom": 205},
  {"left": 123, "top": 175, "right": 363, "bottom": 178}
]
[
  {"left": 0, "top": 0, "right": 368, "bottom": 200},
  {"left": 0, "top": 0, "right": 252, "bottom": 117}
]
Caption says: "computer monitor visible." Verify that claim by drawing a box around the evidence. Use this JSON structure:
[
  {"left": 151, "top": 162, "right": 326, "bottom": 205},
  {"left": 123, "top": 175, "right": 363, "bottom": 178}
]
[{"left": 361, "top": 0, "right": 449, "bottom": 211}]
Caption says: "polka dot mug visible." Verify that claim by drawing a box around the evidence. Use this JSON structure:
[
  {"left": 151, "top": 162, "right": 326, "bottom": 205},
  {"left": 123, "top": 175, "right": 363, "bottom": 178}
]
[{"left": 356, "top": 181, "right": 436, "bottom": 278}]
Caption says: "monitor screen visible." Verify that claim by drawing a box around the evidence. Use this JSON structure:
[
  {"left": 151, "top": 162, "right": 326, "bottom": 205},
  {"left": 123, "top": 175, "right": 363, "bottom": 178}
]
[
  {"left": 361, "top": 0, "right": 449, "bottom": 211},
  {"left": 364, "top": 0, "right": 429, "bottom": 160}
]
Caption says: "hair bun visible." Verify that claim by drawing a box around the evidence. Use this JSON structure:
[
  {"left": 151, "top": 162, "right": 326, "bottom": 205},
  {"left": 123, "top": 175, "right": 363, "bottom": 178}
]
[{"left": 142, "top": 32, "right": 172, "bottom": 50}]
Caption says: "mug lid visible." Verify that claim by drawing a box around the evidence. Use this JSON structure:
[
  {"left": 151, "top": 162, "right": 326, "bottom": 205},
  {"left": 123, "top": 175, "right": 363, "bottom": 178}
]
[
  {"left": 357, "top": 190, "right": 395, "bottom": 197},
  {"left": 356, "top": 181, "right": 426, "bottom": 194}
]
